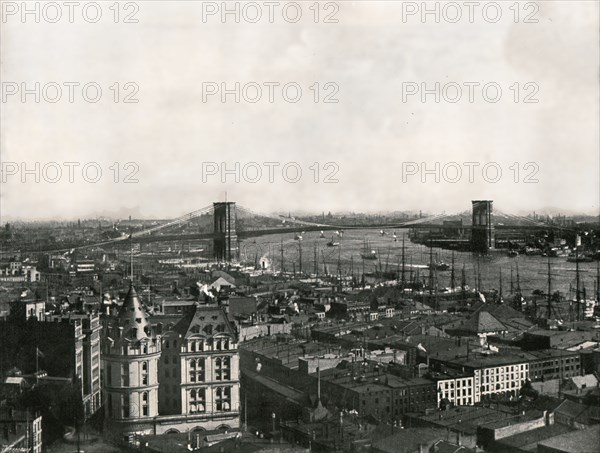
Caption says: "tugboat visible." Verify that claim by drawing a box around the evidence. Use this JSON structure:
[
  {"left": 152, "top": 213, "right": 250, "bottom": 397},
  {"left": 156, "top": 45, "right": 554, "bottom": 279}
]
[
  {"left": 326, "top": 236, "right": 340, "bottom": 247},
  {"left": 567, "top": 254, "right": 593, "bottom": 263},
  {"left": 429, "top": 261, "right": 450, "bottom": 271}
]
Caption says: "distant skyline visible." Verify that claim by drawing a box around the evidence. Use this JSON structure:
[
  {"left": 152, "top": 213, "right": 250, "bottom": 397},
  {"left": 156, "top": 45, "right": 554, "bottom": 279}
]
[
  {"left": 1, "top": 1, "right": 598, "bottom": 220},
  {"left": 1, "top": 200, "right": 598, "bottom": 224}
]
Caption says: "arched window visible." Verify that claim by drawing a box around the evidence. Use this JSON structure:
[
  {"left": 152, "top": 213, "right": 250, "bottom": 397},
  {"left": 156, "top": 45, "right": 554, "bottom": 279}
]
[
  {"left": 141, "top": 361, "right": 149, "bottom": 385},
  {"left": 215, "top": 387, "right": 231, "bottom": 412},
  {"left": 122, "top": 394, "right": 130, "bottom": 418},
  {"left": 142, "top": 391, "right": 149, "bottom": 416},
  {"left": 189, "top": 388, "right": 206, "bottom": 414},
  {"left": 190, "top": 358, "right": 205, "bottom": 383},
  {"left": 215, "top": 356, "right": 230, "bottom": 381}
]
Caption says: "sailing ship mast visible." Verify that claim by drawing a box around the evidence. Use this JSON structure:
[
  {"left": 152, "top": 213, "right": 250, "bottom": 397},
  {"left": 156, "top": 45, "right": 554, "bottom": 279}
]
[
  {"left": 280, "top": 238, "right": 284, "bottom": 275},
  {"left": 401, "top": 235, "right": 407, "bottom": 288},
  {"left": 547, "top": 259, "right": 552, "bottom": 320},
  {"left": 575, "top": 249, "right": 581, "bottom": 321},
  {"left": 450, "top": 251, "right": 456, "bottom": 290},
  {"left": 461, "top": 264, "right": 467, "bottom": 304},
  {"left": 498, "top": 268, "right": 503, "bottom": 304}
]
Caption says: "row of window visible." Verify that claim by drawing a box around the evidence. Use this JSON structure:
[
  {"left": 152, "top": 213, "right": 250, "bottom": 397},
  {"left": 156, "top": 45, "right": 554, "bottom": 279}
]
[
  {"left": 188, "top": 387, "right": 233, "bottom": 413},
  {"left": 106, "top": 392, "right": 150, "bottom": 418},
  {"left": 442, "top": 380, "right": 472, "bottom": 389},
  {"left": 106, "top": 362, "right": 150, "bottom": 387},
  {"left": 164, "top": 338, "right": 234, "bottom": 351}
]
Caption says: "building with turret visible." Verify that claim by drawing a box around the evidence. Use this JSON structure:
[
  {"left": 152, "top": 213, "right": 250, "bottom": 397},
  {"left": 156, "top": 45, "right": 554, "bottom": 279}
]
[{"left": 102, "top": 283, "right": 240, "bottom": 444}]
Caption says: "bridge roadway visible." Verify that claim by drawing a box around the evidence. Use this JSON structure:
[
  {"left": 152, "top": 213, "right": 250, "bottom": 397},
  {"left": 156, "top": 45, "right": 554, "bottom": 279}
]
[{"left": 128, "top": 223, "right": 555, "bottom": 244}]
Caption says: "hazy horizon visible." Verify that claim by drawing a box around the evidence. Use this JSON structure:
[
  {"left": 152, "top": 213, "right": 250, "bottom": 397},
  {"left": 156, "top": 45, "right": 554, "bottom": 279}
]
[{"left": 1, "top": 1, "right": 599, "bottom": 220}]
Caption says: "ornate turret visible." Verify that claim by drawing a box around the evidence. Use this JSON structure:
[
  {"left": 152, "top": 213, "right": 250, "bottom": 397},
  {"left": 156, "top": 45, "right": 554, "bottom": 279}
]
[
  {"left": 117, "top": 282, "right": 151, "bottom": 340},
  {"left": 102, "top": 282, "right": 161, "bottom": 440}
]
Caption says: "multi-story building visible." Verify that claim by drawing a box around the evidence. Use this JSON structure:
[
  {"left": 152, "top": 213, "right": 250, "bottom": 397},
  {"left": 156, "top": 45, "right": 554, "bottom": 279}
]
[
  {"left": 428, "top": 370, "right": 475, "bottom": 408},
  {"left": 103, "top": 283, "right": 161, "bottom": 443},
  {"left": 102, "top": 284, "right": 240, "bottom": 444},
  {"left": 159, "top": 304, "right": 241, "bottom": 427},
  {"left": 45, "top": 312, "right": 102, "bottom": 417},
  {"left": 0, "top": 261, "right": 41, "bottom": 282},
  {"left": 318, "top": 366, "right": 437, "bottom": 422},
  {"left": 430, "top": 352, "right": 529, "bottom": 403},
  {"left": 0, "top": 408, "right": 42, "bottom": 453},
  {"left": 0, "top": 312, "right": 91, "bottom": 414},
  {"left": 528, "top": 349, "right": 581, "bottom": 382}
]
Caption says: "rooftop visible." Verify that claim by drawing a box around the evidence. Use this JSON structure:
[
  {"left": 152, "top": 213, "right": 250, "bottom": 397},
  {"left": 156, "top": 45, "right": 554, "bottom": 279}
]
[{"left": 537, "top": 426, "right": 600, "bottom": 453}]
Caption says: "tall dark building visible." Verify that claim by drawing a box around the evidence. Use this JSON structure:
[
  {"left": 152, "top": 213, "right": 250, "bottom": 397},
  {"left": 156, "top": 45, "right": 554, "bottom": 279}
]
[
  {"left": 471, "top": 200, "right": 494, "bottom": 252},
  {"left": 213, "top": 202, "right": 238, "bottom": 262}
]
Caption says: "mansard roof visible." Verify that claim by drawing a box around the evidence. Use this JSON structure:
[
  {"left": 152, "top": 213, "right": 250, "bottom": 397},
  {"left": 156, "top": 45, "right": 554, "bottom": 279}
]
[{"left": 174, "top": 304, "right": 236, "bottom": 340}]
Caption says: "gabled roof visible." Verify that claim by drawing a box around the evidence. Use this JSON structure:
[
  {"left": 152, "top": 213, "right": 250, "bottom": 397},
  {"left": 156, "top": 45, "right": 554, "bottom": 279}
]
[{"left": 210, "top": 277, "right": 236, "bottom": 290}]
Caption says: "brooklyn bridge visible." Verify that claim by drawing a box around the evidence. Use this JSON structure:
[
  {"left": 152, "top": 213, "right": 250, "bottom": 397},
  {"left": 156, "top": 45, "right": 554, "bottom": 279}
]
[{"left": 68, "top": 200, "right": 572, "bottom": 261}]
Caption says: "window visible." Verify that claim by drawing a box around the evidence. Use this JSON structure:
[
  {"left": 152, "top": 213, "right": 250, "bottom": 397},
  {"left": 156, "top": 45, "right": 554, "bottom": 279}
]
[
  {"left": 190, "top": 388, "right": 206, "bottom": 413},
  {"left": 142, "top": 361, "right": 149, "bottom": 386},
  {"left": 142, "top": 391, "right": 149, "bottom": 416},
  {"left": 122, "top": 394, "right": 130, "bottom": 418},
  {"left": 106, "top": 363, "right": 112, "bottom": 386},
  {"left": 215, "top": 387, "right": 231, "bottom": 411},
  {"left": 107, "top": 394, "right": 113, "bottom": 417},
  {"left": 215, "top": 357, "right": 231, "bottom": 381},
  {"left": 189, "top": 358, "right": 205, "bottom": 382},
  {"left": 121, "top": 364, "right": 129, "bottom": 386}
]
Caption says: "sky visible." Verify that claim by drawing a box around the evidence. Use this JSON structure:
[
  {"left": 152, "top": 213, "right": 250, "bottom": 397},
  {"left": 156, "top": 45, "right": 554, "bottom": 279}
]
[{"left": 1, "top": 0, "right": 599, "bottom": 220}]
